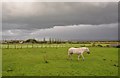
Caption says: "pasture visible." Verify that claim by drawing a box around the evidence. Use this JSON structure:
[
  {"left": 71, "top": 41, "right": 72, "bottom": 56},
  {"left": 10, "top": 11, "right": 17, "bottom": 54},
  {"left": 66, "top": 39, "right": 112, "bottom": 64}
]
[{"left": 2, "top": 44, "right": 118, "bottom": 76}]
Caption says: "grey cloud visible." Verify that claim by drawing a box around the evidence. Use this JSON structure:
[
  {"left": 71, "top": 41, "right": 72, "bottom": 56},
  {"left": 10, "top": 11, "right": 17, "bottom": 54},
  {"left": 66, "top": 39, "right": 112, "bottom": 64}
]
[
  {"left": 2, "top": 23, "right": 118, "bottom": 40},
  {"left": 2, "top": 2, "right": 118, "bottom": 30},
  {"left": 2, "top": 2, "right": 118, "bottom": 40},
  {"left": 2, "top": 23, "right": 38, "bottom": 30},
  {"left": 30, "top": 23, "right": 118, "bottom": 40}
]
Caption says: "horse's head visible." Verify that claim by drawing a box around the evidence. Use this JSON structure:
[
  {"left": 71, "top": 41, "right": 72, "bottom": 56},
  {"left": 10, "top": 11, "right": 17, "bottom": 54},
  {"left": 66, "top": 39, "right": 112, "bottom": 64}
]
[{"left": 85, "top": 47, "right": 90, "bottom": 54}]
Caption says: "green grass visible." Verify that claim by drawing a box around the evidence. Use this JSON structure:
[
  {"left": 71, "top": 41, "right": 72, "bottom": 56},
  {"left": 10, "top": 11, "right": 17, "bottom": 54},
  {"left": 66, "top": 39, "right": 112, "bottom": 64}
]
[
  {"left": 0, "top": 48, "right": 2, "bottom": 77},
  {"left": 2, "top": 46, "right": 118, "bottom": 76}
]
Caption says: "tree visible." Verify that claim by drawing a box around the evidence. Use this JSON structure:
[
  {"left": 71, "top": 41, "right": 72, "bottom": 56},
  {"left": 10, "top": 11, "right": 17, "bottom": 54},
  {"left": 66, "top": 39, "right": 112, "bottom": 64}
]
[
  {"left": 25, "top": 39, "right": 37, "bottom": 43},
  {"left": 49, "top": 37, "right": 52, "bottom": 44},
  {"left": 92, "top": 42, "right": 95, "bottom": 47}
]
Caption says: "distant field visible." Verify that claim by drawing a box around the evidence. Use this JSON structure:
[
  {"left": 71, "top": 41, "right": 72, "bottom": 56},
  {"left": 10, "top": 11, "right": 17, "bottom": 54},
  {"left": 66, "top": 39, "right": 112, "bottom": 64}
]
[{"left": 2, "top": 44, "right": 118, "bottom": 76}]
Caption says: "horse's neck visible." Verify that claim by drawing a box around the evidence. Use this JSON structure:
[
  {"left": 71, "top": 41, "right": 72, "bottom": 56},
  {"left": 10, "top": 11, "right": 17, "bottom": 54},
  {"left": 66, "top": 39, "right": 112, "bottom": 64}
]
[{"left": 81, "top": 48, "right": 86, "bottom": 53}]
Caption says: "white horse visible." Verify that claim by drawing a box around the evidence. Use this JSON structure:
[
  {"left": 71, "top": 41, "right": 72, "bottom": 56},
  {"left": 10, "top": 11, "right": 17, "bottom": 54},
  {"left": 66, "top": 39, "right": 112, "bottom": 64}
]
[{"left": 68, "top": 47, "right": 90, "bottom": 61}]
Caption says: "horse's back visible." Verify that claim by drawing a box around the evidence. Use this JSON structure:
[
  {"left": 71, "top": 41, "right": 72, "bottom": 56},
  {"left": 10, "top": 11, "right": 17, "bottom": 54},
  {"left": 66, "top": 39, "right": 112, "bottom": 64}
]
[
  {"left": 81, "top": 47, "right": 87, "bottom": 49},
  {"left": 68, "top": 47, "right": 83, "bottom": 54}
]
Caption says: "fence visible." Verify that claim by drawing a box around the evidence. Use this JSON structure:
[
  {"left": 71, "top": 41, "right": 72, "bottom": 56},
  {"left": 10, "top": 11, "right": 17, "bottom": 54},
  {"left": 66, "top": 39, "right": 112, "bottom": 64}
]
[
  {"left": 1, "top": 43, "right": 113, "bottom": 49},
  {"left": 1, "top": 44, "right": 70, "bottom": 49}
]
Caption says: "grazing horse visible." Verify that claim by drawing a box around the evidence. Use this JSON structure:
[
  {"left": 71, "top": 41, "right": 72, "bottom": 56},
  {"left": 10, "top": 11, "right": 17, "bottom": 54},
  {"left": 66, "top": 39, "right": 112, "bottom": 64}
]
[{"left": 68, "top": 47, "right": 90, "bottom": 61}]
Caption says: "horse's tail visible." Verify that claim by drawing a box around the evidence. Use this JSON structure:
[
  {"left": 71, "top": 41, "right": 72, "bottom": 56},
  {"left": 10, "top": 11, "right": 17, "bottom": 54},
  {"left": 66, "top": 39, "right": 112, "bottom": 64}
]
[{"left": 68, "top": 48, "right": 73, "bottom": 56}]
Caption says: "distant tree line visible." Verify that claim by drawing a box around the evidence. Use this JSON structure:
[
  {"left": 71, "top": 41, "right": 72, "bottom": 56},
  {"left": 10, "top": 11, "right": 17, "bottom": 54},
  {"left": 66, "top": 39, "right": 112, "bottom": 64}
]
[
  {"left": 1, "top": 38, "right": 119, "bottom": 48},
  {"left": 1, "top": 38, "right": 120, "bottom": 48},
  {"left": 2, "top": 38, "right": 92, "bottom": 44}
]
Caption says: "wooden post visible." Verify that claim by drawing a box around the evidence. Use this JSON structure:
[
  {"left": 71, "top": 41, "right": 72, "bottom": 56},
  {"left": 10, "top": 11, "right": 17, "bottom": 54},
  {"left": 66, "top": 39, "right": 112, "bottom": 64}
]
[
  {"left": 32, "top": 43, "right": 33, "bottom": 48},
  {"left": 20, "top": 44, "right": 22, "bottom": 49},
  {"left": 27, "top": 44, "right": 28, "bottom": 48},
  {"left": 15, "top": 43, "right": 16, "bottom": 49},
  {"left": 7, "top": 43, "right": 9, "bottom": 49}
]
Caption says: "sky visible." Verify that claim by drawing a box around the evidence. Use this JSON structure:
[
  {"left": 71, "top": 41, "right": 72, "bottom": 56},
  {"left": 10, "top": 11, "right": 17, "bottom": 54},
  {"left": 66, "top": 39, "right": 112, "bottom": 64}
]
[{"left": 1, "top": 2, "right": 118, "bottom": 41}]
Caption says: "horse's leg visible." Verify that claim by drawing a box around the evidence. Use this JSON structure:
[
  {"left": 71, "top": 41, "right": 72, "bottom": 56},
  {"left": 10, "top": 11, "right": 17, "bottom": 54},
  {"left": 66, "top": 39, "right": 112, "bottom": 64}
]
[
  {"left": 78, "top": 54, "right": 80, "bottom": 61},
  {"left": 68, "top": 53, "right": 72, "bottom": 60},
  {"left": 81, "top": 54, "right": 85, "bottom": 61},
  {"left": 70, "top": 54, "right": 72, "bottom": 60}
]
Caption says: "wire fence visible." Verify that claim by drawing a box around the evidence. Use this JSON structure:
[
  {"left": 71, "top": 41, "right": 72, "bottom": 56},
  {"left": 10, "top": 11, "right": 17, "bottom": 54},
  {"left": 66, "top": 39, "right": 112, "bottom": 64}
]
[
  {"left": 1, "top": 44, "right": 80, "bottom": 49},
  {"left": 1, "top": 43, "right": 113, "bottom": 49}
]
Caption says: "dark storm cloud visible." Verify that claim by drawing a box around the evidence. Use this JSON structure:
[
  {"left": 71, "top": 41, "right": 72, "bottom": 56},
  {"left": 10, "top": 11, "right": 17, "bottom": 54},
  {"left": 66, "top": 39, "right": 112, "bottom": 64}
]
[
  {"left": 2, "top": 23, "right": 118, "bottom": 40},
  {"left": 2, "top": 2, "right": 118, "bottom": 40},
  {"left": 2, "top": 2, "right": 118, "bottom": 30}
]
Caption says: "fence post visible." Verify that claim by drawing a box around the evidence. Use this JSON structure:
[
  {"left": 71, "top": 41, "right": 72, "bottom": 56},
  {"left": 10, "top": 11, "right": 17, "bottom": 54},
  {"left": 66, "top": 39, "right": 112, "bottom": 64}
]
[
  {"left": 20, "top": 44, "right": 22, "bottom": 49},
  {"left": 37, "top": 44, "right": 38, "bottom": 48},
  {"left": 32, "top": 43, "right": 33, "bottom": 48},
  {"left": 7, "top": 43, "right": 9, "bottom": 49},
  {"left": 27, "top": 44, "right": 28, "bottom": 48},
  {"left": 15, "top": 44, "right": 16, "bottom": 49}
]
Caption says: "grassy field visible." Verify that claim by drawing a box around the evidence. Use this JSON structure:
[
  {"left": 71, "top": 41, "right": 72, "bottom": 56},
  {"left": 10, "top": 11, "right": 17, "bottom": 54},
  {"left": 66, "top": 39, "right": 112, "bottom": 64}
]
[{"left": 2, "top": 45, "right": 118, "bottom": 76}]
